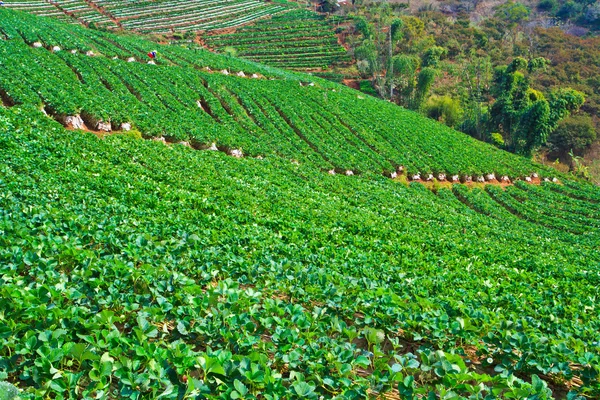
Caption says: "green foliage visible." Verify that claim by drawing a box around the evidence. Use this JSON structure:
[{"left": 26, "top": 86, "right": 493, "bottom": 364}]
[
  {"left": 358, "top": 80, "right": 378, "bottom": 97},
  {"left": 1, "top": 105, "right": 598, "bottom": 400},
  {"left": 490, "top": 132, "right": 505, "bottom": 147},
  {"left": 489, "top": 57, "right": 584, "bottom": 156},
  {"left": 413, "top": 67, "right": 437, "bottom": 110},
  {"left": 548, "top": 114, "right": 597, "bottom": 153},
  {"left": 0, "top": 8, "right": 555, "bottom": 180},
  {"left": 390, "top": 18, "right": 404, "bottom": 42},
  {"left": 548, "top": 88, "right": 586, "bottom": 125},
  {"left": 204, "top": 10, "right": 350, "bottom": 70},
  {"left": 0, "top": 382, "right": 19, "bottom": 400},
  {"left": 391, "top": 54, "right": 419, "bottom": 101},
  {"left": 354, "top": 40, "right": 378, "bottom": 76},
  {"left": 538, "top": 0, "right": 559, "bottom": 12},
  {"left": 494, "top": 1, "right": 531, "bottom": 25},
  {"left": 424, "top": 95, "right": 463, "bottom": 127},
  {"left": 421, "top": 46, "right": 448, "bottom": 68},
  {"left": 124, "top": 129, "right": 143, "bottom": 140},
  {"left": 569, "top": 149, "right": 591, "bottom": 179},
  {"left": 1, "top": 13, "right": 600, "bottom": 399},
  {"left": 355, "top": 16, "right": 373, "bottom": 39},
  {"left": 557, "top": 0, "right": 583, "bottom": 19},
  {"left": 222, "top": 46, "right": 238, "bottom": 58},
  {"left": 400, "top": 16, "right": 425, "bottom": 42},
  {"left": 1, "top": 0, "right": 287, "bottom": 33},
  {"left": 319, "top": 0, "right": 338, "bottom": 13}
]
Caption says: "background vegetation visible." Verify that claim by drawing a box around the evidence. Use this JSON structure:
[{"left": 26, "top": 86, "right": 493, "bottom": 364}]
[{"left": 333, "top": 0, "right": 600, "bottom": 182}]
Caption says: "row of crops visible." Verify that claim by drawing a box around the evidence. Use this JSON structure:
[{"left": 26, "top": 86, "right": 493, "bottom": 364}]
[
  {"left": 91, "top": 0, "right": 289, "bottom": 33},
  {"left": 2, "top": 0, "right": 76, "bottom": 22},
  {"left": 3, "top": 0, "right": 289, "bottom": 33},
  {"left": 1, "top": 104, "right": 599, "bottom": 398},
  {"left": 204, "top": 10, "right": 351, "bottom": 70},
  {"left": 54, "top": 0, "right": 118, "bottom": 28},
  {"left": 2, "top": 0, "right": 117, "bottom": 27},
  {"left": 0, "top": 9, "right": 557, "bottom": 180}
]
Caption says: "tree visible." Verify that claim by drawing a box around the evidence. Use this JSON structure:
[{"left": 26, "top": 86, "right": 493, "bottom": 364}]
[
  {"left": 387, "top": 18, "right": 404, "bottom": 98},
  {"left": 424, "top": 95, "right": 464, "bottom": 127},
  {"left": 320, "top": 0, "right": 338, "bottom": 12},
  {"left": 459, "top": 51, "right": 493, "bottom": 140},
  {"left": 413, "top": 67, "right": 437, "bottom": 110},
  {"left": 400, "top": 16, "right": 425, "bottom": 42},
  {"left": 355, "top": 17, "right": 373, "bottom": 39},
  {"left": 494, "top": 1, "right": 530, "bottom": 47},
  {"left": 494, "top": 1, "right": 531, "bottom": 26},
  {"left": 354, "top": 40, "right": 378, "bottom": 78},
  {"left": 488, "top": 57, "right": 585, "bottom": 156},
  {"left": 390, "top": 54, "right": 419, "bottom": 105},
  {"left": 547, "top": 114, "right": 597, "bottom": 155},
  {"left": 557, "top": 0, "right": 582, "bottom": 19},
  {"left": 422, "top": 46, "right": 448, "bottom": 68}
]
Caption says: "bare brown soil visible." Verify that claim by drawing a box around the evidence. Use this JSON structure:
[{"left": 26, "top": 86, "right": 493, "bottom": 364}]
[
  {"left": 82, "top": 0, "right": 123, "bottom": 29},
  {"left": 336, "top": 32, "right": 350, "bottom": 50},
  {"left": 342, "top": 79, "right": 360, "bottom": 90}
]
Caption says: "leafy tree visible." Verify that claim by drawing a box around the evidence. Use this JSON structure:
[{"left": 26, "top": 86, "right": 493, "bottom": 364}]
[
  {"left": 494, "top": 1, "right": 531, "bottom": 26},
  {"left": 557, "top": 0, "right": 582, "bottom": 19},
  {"left": 355, "top": 17, "right": 373, "bottom": 39},
  {"left": 400, "top": 16, "right": 425, "bottom": 42},
  {"left": 424, "top": 95, "right": 463, "bottom": 127},
  {"left": 537, "top": 0, "right": 558, "bottom": 12},
  {"left": 494, "top": 1, "right": 530, "bottom": 47},
  {"left": 354, "top": 40, "right": 378, "bottom": 77},
  {"left": 386, "top": 18, "right": 404, "bottom": 98},
  {"left": 488, "top": 57, "right": 585, "bottom": 156},
  {"left": 320, "top": 0, "right": 338, "bottom": 13},
  {"left": 459, "top": 52, "right": 493, "bottom": 140},
  {"left": 548, "top": 88, "right": 587, "bottom": 124},
  {"left": 547, "top": 114, "right": 597, "bottom": 154},
  {"left": 584, "top": 2, "right": 600, "bottom": 23},
  {"left": 422, "top": 46, "right": 448, "bottom": 68},
  {"left": 390, "top": 54, "right": 419, "bottom": 104},
  {"left": 390, "top": 18, "right": 404, "bottom": 41},
  {"left": 490, "top": 132, "right": 505, "bottom": 147},
  {"left": 413, "top": 67, "right": 437, "bottom": 110}
]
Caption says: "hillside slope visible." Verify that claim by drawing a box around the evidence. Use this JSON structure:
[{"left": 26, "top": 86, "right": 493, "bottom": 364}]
[
  {"left": 2, "top": 0, "right": 289, "bottom": 33},
  {"left": 0, "top": 8, "right": 560, "bottom": 180},
  {"left": 1, "top": 10, "right": 600, "bottom": 399},
  {"left": 204, "top": 10, "right": 351, "bottom": 70},
  {"left": 2, "top": 104, "right": 600, "bottom": 399}
]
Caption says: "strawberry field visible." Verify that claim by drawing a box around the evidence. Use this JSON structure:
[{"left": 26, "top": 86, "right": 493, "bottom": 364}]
[
  {"left": 3, "top": 0, "right": 117, "bottom": 27},
  {"left": 0, "top": 9, "right": 558, "bottom": 180},
  {"left": 1, "top": 10, "right": 600, "bottom": 399},
  {"left": 2, "top": 0, "right": 76, "bottom": 22},
  {"left": 2, "top": 0, "right": 289, "bottom": 34},
  {"left": 205, "top": 10, "right": 351, "bottom": 70},
  {"left": 1, "top": 104, "right": 600, "bottom": 399}
]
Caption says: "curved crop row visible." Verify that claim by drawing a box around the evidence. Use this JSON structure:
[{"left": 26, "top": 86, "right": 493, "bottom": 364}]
[{"left": 205, "top": 10, "right": 351, "bottom": 70}]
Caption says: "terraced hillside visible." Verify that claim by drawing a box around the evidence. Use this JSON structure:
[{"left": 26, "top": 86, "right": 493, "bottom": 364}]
[
  {"left": 1, "top": 0, "right": 76, "bottom": 22},
  {"left": 2, "top": 0, "right": 288, "bottom": 33},
  {"left": 2, "top": 0, "right": 118, "bottom": 27},
  {"left": 0, "top": 9, "right": 557, "bottom": 180},
  {"left": 1, "top": 10, "right": 600, "bottom": 400},
  {"left": 204, "top": 10, "right": 351, "bottom": 70}
]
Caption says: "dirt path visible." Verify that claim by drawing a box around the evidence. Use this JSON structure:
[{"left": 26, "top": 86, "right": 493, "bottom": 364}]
[
  {"left": 393, "top": 174, "right": 549, "bottom": 188},
  {"left": 83, "top": 0, "right": 123, "bottom": 29},
  {"left": 342, "top": 79, "right": 360, "bottom": 90}
]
